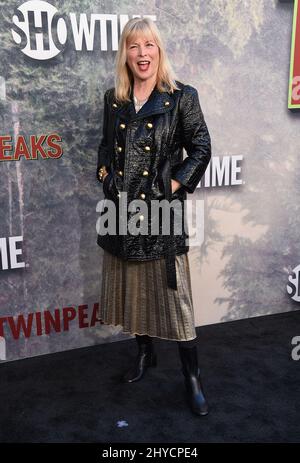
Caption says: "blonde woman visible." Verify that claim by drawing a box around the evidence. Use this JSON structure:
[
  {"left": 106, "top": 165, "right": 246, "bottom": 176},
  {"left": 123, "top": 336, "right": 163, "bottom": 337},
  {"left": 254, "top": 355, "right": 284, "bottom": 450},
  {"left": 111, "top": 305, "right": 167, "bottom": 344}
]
[{"left": 97, "top": 17, "right": 211, "bottom": 416}]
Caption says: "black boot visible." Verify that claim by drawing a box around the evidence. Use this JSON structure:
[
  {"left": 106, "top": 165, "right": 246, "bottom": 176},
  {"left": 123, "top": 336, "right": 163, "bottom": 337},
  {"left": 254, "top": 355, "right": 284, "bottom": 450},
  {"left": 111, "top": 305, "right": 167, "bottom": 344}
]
[
  {"left": 178, "top": 344, "right": 209, "bottom": 416},
  {"left": 122, "top": 334, "right": 157, "bottom": 383}
]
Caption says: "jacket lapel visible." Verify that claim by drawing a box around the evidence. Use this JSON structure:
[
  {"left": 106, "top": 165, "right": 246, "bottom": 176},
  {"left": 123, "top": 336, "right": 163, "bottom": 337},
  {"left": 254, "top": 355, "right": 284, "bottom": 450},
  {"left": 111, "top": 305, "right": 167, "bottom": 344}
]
[{"left": 114, "top": 85, "right": 175, "bottom": 122}]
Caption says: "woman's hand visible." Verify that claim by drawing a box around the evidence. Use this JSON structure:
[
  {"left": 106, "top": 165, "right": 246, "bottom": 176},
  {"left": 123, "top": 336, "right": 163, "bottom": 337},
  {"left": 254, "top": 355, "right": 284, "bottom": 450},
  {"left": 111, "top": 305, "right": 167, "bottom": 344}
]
[
  {"left": 98, "top": 165, "right": 109, "bottom": 182},
  {"left": 171, "top": 178, "right": 182, "bottom": 194}
]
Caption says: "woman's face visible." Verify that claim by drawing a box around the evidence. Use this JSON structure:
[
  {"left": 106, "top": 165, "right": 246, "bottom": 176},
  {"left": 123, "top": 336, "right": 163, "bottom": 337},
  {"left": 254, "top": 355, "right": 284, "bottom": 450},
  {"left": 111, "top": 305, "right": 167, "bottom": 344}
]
[{"left": 126, "top": 32, "right": 159, "bottom": 83}]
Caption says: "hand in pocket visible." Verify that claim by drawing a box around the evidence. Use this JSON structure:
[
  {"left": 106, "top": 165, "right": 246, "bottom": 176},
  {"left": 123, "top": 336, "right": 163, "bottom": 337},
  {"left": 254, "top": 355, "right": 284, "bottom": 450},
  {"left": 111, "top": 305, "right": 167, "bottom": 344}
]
[{"left": 103, "top": 172, "right": 119, "bottom": 201}]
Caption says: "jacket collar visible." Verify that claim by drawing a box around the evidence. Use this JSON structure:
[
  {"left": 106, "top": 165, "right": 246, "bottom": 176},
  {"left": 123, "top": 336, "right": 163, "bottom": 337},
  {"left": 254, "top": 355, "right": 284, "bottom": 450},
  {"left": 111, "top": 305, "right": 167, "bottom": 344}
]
[{"left": 113, "top": 84, "right": 175, "bottom": 122}]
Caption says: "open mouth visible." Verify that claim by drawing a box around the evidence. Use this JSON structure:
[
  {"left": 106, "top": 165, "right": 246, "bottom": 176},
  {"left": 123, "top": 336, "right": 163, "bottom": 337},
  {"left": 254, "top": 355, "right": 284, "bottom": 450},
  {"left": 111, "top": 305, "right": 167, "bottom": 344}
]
[{"left": 137, "top": 60, "right": 150, "bottom": 71}]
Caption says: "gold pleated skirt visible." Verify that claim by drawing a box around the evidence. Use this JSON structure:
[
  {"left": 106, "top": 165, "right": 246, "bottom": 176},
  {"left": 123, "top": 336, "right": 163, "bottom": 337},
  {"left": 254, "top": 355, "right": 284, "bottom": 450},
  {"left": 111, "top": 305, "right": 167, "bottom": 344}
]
[{"left": 99, "top": 250, "right": 197, "bottom": 341}]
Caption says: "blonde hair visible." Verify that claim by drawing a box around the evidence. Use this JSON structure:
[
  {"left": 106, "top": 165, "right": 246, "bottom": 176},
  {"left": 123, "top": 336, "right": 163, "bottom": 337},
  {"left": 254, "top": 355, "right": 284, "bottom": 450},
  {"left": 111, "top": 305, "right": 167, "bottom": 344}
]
[{"left": 114, "top": 17, "right": 181, "bottom": 103}]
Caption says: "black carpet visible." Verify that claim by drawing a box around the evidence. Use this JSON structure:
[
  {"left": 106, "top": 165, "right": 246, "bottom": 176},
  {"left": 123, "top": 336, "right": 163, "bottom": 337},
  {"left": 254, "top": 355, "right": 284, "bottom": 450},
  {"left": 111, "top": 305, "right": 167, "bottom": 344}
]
[{"left": 0, "top": 310, "right": 299, "bottom": 443}]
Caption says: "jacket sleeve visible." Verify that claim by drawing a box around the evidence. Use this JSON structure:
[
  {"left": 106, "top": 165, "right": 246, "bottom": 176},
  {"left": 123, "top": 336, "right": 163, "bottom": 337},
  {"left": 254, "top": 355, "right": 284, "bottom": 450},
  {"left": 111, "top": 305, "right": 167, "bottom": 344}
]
[
  {"left": 96, "top": 89, "right": 111, "bottom": 181},
  {"left": 171, "top": 85, "right": 211, "bottom": 193}
]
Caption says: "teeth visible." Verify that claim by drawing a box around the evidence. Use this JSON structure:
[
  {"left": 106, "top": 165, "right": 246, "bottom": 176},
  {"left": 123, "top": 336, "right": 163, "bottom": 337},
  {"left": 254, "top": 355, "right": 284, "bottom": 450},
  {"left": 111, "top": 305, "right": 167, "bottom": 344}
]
[{"left": 138, "top": 61, "right": 150, "bottom": 64}]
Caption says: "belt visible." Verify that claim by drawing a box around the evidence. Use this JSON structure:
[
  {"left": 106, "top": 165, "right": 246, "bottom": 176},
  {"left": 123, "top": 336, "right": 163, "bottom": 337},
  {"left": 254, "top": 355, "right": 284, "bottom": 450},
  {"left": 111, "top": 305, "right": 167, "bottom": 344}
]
[
  {"left": 162, "top": 158, "right": 177, "bottom": 291},
  {"left": 165, "top": 208, "right": 177, "bottom": 290}
]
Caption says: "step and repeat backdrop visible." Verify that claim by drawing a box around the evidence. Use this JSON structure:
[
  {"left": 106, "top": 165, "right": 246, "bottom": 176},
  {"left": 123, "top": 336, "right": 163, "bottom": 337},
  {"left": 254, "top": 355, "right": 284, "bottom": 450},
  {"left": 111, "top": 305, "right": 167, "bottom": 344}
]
[{"left": 0, "top": 0, "right": 300, "bottom": 362}]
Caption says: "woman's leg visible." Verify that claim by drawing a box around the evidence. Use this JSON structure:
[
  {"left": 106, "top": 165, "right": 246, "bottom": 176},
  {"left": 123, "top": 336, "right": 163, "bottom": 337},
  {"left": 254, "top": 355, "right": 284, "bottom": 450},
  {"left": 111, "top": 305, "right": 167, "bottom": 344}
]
[
  {"left": 136, "top": 334, "right": 153, "bottom": 346},
  {"left": 176, "top": 337, "right": 199, "bottom": 349},
  {"left": 122, "top": 334, "right": 157, "bottom": 383},
  {"left": 177, "top": 336, "right": 209, "bottom": 416}
]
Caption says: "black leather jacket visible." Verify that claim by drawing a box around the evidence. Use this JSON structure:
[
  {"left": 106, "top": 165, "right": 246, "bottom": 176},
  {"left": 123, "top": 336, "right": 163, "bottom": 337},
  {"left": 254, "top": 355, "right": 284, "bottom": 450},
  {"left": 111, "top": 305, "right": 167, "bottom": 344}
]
[{"left": 96, "top": 80, "right": 211, "bottom": 289}]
